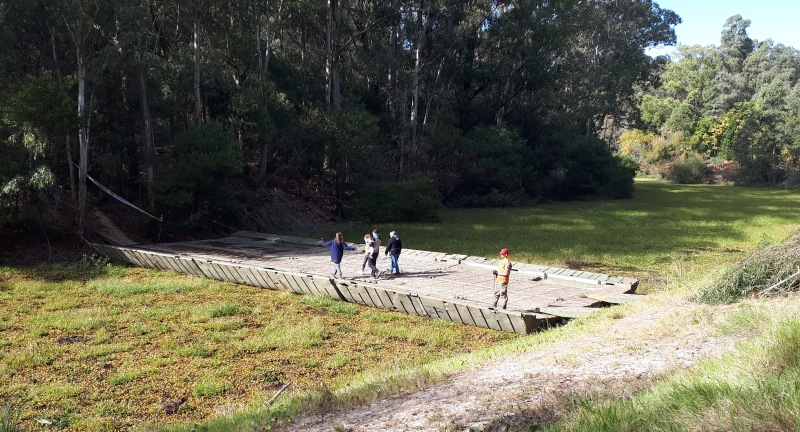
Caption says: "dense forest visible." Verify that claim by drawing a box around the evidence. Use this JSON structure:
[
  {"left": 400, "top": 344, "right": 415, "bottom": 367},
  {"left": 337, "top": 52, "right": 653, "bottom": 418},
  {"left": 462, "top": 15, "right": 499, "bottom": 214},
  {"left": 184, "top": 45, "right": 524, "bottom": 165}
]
[
  {"left": 624, "top": 15, "right": 800, "bottom": 186},
  {"left": 0, "top": 0, "right": 687, "bottom": 239}
]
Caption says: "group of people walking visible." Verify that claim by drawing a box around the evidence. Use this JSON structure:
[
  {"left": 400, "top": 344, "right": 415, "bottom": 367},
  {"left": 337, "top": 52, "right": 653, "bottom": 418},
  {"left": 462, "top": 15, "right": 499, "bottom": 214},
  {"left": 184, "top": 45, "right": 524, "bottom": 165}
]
[
  {"left": 322, "top": 231, "right": 512, "bottom": 310},
  {"left": 322, "top": 229, "right": 402, "bottom": 281}
]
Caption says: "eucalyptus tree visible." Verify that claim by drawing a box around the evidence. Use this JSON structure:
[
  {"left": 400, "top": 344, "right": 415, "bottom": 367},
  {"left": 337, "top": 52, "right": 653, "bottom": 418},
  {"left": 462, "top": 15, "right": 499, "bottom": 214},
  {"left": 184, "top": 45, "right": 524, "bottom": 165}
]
[
  {"left": 58, "top": 0, "right": 113, "bottom": 234},
  {"left": 712, "top": 14, "right": 754, "bottom": 114}
]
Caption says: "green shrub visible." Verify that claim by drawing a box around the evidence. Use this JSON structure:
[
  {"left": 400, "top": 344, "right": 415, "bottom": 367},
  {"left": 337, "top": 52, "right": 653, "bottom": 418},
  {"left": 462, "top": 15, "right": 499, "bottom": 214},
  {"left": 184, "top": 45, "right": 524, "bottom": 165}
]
[
  {"left": 156, "top": 123, "right": 245, "bottom": 230},
  {"left": 666, "top": 153, "right": 706, "bottom": 184},
  {"left": 526, "top": 126, "right": 637, "bottom": 200},
  {"left": 444, "top": 126, "right": 531, "bottom": 207},
  {"left": 1, "top": 402, "right": 21, "bottom": 432},
  {"left": 697, "top": 238, "right": 800, "bottom": 304},
  {"left": 347, "top": 175, "right": 441, "bottom": 222}
]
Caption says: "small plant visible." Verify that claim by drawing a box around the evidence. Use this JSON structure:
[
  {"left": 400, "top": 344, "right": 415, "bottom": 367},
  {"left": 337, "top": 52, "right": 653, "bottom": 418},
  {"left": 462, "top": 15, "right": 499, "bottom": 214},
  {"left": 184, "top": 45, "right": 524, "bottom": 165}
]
[
  {"left": 1, "top": 402, "right": 21, "bottom": 432},
  {"left": 74, "top": 254, "right": 110, "bottom": 270},
  {"left": 194, "top": 379, "right": 232, "bottom": 398},
  {"left": 209, "top": 304, "right": 247, "bottom": 318}
]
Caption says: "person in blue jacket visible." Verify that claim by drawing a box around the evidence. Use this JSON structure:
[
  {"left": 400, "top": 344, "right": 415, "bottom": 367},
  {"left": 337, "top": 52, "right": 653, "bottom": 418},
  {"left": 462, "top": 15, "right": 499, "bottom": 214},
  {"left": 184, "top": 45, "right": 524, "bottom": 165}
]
[{"left": 321, "top": 232, "right": 357, "bottom": 278}]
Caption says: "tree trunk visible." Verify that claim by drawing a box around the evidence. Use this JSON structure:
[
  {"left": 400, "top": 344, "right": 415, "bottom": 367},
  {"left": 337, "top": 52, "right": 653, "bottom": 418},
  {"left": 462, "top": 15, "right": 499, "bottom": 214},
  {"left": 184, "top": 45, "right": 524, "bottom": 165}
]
[
  {"left": 77, "top": 54, "right": 88, "bottom": 235},
  {"left": 51, "top": 28, "right": 77, "bottom": 204},
  {"left": 193, "top": 18, "right": 203, "bottom": 128},
  {"left": 325, "top": 0, "right": 333, "bottom": 109},
  {"left": 324, "top": 0, "right": 342, "bottom": 172},
  {"left": 137, "top": 58, "right": 156, "bottom": 210},
  {"left": 408, "top": 7, "right": 427, "bottom": 179}
]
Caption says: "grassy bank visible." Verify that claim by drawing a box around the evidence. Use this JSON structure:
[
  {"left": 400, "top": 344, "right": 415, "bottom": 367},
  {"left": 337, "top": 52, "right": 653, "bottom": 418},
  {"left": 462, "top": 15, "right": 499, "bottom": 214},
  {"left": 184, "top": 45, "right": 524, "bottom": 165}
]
[
  {"left": 1, "top": 180, "right": 798, "bottom": 431},
  {"left": 545, "top": 300, "right": 800, "bottom": 432}
]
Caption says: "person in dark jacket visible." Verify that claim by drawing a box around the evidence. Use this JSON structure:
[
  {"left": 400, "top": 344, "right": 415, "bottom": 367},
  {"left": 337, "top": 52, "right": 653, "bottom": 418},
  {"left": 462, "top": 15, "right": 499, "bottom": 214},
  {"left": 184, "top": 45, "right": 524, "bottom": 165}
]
[
  {"left": 322, "top": 232, "right": 357, "bottom": 278},
  {"left": 384, "top": 230, "right": 403, "bottom": 275}
]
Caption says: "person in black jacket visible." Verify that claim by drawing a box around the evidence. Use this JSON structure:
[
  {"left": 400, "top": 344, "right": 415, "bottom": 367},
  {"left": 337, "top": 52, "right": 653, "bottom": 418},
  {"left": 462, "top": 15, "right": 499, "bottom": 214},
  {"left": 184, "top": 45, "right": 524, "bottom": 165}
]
[{"left": 384, "top": 231, "right": 403, "bottom": 275}]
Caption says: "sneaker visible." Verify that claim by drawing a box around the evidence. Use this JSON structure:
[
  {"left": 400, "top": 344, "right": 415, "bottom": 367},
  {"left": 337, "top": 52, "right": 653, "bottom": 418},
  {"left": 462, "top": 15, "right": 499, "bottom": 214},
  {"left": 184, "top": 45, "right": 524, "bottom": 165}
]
[{"left": 378, "top": 271, "right": 385, "bottom": 278}]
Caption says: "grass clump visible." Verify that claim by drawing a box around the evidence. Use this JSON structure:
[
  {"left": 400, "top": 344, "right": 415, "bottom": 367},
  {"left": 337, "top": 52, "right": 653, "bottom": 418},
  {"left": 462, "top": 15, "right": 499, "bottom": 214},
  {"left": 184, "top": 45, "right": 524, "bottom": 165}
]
[
  {"left": 1, "top": 402, "right": 21, "bottom": 432},
  {"left": 546, "top": 316, "right": 800, "bottom": 432},
  {"left": 698, "top": 237, "right": 800, "bottom": 304}
]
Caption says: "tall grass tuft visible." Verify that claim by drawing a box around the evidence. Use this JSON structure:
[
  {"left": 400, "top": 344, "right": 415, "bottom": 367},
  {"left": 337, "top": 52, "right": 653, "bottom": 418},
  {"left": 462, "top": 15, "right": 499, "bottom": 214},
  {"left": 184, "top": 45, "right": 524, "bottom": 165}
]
[
  {"left": 1, "top": 402, "right": 21, "bottom": 432},
  {"left": 698, "top": 237, "right": 800, "bottom": 304}
]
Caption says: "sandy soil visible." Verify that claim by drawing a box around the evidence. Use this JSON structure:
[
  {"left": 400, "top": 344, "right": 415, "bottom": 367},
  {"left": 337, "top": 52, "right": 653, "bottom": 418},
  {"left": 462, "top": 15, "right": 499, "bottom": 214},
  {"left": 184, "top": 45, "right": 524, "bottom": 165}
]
[{"left": 278, "top": 294, "right": 741, "bottom": 432}]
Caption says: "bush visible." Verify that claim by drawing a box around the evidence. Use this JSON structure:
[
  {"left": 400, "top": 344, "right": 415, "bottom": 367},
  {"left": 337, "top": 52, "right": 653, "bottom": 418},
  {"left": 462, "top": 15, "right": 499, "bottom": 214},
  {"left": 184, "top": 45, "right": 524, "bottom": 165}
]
[
  {"left": 782, "top": 168, "right": 800, "bottom": 188},
  {"left": 697, "top": 237, "right": 800, "bottom": 304},
  {"left": 526, "top": 127, "right": 637, "bottom": 200},
  {"left": 665, "top": 152, "right": 705, "bottom": 184},
  {"left": 156, "top": 123, "right": 245, "bottom": 230},
  {"left": 347, "top": 175, "right": 441, "bottom": 223},
  {"left": 443, "top": 126, "right": 531, "bottom": 207}
]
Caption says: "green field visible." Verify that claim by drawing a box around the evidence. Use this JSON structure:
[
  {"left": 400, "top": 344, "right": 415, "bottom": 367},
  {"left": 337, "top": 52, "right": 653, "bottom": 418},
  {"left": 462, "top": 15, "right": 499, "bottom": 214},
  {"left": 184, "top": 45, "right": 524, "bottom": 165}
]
[{"left": 1, "top": 180, "right": 799, "bottom": 431}]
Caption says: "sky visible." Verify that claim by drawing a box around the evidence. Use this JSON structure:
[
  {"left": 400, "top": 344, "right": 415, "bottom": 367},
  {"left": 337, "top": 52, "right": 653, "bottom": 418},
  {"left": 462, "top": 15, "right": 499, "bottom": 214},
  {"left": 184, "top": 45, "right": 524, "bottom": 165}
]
[{"left": 646, "top": 0, "right": 800, "bottom": 57}]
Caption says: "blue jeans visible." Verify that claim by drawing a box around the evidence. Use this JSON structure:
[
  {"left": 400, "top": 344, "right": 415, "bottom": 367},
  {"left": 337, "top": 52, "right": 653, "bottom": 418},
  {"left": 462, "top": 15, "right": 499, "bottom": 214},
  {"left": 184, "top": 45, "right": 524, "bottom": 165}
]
[{"left": 388, "top": 255, "right": 400, "bottom": 274}]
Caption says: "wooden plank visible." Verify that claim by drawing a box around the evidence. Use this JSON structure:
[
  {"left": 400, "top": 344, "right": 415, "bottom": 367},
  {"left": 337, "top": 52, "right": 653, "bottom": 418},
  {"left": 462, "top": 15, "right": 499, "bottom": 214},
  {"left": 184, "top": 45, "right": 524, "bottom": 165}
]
[
  {"left": 148, "top": 253, "right": 172, "bottom": 271},
  {"left": 443, "top": 302, "right": 465, "bottom": 325},
  {"left": 465, "top": 305, "right": 490, "bottom": 329},
  {"left": 418, "top": 296, "right": 450, "bottom": 320},
  {"left": 371, "top": 287, "right": 395, "bottom": 309},
  {"left": 237, "top": 266, "right": 265, "bottom": 287},
  {"left": 506, "top": 314, "right": 529, "bottom": 334},
  {"left": 410, "top": 292, "right": 431, "bottom": 316},
  {"left": 265, "top": 271, "right": 292, "bottom": 292},
  {"left": 194, "top": 260, "right": 221, "bottom": 280},
  {"left": 216, "top": 263, "right": 244, "bottom": 284},
  {"left": 108, "top": 247, "right": 130, "bottom": 264},
  {"left": 391, "top": 292, "right": 420, "bottom": 316},
  {"left": 158, "top": 255, "right": 184, "bottom": 274},
  {"left": 272, "top": 273, "right": 302, "bottom": 294},
  {"left": 232, "top": 264, "right": 258, "bottom": 286},
  {"left": 280, "top": 273, "right": 308, "bottom": 294},
  {"left": 539, "top": 306, "right": 596, "bottom": 319},
  {"left": 346, "top": 284, "right": 378, "bottom": 307},
  {"left": 174, "top": 257, "right": 201, "bottom": 277},
  {"left": 246, "top": 266, "right": 275, "bottom": 288},
  {"left": 266, "top": 270, "right": 293, "bottom": 291},
  {"left": 238, "top": 265, "right": 264, "bottom": 287},
  {"left": 293, "top": 275, "right": 319, "bottom": 296},
  {"left": 453, "top": 303, "right": 477, "bottom": 327},
  {"left": 209, "top": 262, "right": 238, "bottom": 284},
  {"left": 492, "top": 311, "right": 517, "bottom": 333},
  {"left": 334, "top": 283, "right": 359, "bottom": 304},
  {"left": 128, "top": 250, "right": 155, "bottom": 269},
  {"left": 481, "top": 310, "right": 504, "bottom": 331},
  {"left": 307, "top": 277, "right": 337, "bottom": 299}
]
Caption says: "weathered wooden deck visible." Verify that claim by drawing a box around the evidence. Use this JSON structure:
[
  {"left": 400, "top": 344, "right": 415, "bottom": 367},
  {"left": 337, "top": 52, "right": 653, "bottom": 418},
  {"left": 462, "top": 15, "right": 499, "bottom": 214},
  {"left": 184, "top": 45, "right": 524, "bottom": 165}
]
[{"left": 93, "top": 231, "right": 641, "bottom": 334}]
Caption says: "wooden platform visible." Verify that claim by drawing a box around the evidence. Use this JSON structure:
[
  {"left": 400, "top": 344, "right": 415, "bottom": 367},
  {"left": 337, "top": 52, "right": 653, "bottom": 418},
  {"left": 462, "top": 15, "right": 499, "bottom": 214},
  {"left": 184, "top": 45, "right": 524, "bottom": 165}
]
[{"left": 93, "top": 231, "right": 641, "bottom": 334}]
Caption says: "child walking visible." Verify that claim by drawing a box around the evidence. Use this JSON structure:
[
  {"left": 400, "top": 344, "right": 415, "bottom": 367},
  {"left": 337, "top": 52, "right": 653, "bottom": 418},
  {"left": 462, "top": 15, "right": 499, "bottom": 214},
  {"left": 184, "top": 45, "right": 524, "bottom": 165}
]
[
  {"left": 360, "top": 234, "right": 374, "bottom": 275},
  {"left": 322, "top": 232, "right": 357, "bottom": 278}
]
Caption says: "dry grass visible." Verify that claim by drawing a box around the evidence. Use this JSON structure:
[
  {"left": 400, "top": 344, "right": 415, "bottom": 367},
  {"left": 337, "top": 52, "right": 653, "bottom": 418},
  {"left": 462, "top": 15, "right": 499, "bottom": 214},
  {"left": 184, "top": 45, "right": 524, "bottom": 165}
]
[{"left": 0, "top": 265, "right": 512, "bottom": 431}]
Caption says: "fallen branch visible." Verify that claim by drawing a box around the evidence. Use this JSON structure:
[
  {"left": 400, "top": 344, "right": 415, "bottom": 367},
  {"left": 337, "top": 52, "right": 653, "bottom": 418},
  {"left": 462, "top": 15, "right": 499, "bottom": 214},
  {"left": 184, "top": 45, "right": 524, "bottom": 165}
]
[
  {"left": 758, "top": 266, "right": 800, "bottom": 298},
  {"left": 266, "top": 381, "right": 292, "bottom": 406}
]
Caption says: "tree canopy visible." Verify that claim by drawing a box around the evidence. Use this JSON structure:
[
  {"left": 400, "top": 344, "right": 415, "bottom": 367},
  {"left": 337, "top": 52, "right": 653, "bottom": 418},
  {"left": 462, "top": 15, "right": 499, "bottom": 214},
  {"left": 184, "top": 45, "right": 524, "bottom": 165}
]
[
  {"left": 626, "top": 14, "right": 800, "bottom": 185},
  {"left": 0, "top": 0, "right": 680, "bottom": 235}
]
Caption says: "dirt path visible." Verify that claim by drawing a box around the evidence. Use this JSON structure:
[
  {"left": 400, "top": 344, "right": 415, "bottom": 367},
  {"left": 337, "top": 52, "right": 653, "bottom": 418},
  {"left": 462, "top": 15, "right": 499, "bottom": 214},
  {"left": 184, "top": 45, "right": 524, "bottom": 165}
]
[{"left": 279, "top": 295, "right": 741, "bottom": 431}]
